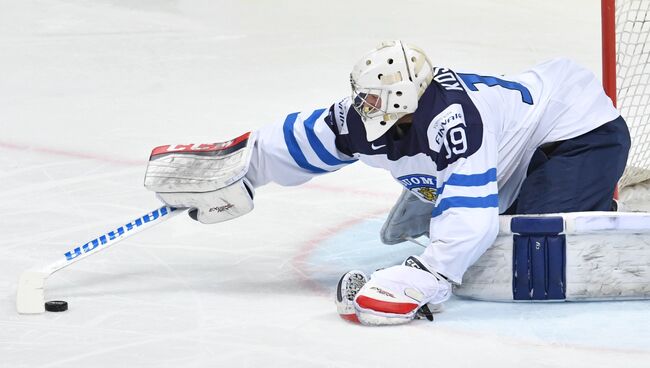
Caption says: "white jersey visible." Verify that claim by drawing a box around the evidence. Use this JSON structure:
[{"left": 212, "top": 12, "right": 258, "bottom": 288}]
[{"left": 246, "top": 58, "right": 620, "bottom": 282}]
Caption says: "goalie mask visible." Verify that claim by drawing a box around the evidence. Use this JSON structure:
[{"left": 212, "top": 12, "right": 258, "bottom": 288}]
[{"left": 350, "top": 40, "right": 434, "bottom": 141}]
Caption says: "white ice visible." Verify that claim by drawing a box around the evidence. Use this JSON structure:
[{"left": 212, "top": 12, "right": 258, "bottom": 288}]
[{"left": 0, "top": 1, "right": 648, "bottom": 367}]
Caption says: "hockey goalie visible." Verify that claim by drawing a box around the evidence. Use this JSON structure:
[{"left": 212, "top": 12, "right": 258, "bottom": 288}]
[{"left": 144, "top": 41, "right": 650, "bottom": 326}]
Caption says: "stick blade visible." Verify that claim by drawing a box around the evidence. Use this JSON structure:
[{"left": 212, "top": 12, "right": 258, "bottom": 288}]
[{"left": 16, "top": 271, "right": 47, "bottom": 314}]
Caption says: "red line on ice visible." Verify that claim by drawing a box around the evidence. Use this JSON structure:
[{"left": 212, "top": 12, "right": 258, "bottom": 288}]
[
  {"left": 291, "top": 208, "right": 389, "bottom": 296},
  {"left": 0, "top": 140, "right": 142, "bottom": 166}
]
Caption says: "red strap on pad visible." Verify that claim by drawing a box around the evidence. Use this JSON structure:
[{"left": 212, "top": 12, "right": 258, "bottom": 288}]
[{"left": 149, "top": 132, "right": 251, "bottom": 159}]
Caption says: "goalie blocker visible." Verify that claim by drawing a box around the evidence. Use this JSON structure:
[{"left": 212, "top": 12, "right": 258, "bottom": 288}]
[{"left": 144, "top": 132, "right": 257, "bottom": 224}]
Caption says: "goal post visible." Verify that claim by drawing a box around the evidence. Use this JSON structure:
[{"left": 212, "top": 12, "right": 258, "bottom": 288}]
[
  {"left": 602, "top": 0, "right": 618, "bottom": 107},
  {"left": 602, "top": 0, "right": 650, "bottom": 193}
]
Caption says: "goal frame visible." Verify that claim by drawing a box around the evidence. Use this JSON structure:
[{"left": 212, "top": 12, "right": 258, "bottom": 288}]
[{"left": 602, "top": 0, "right": 618, "bottom": 107}]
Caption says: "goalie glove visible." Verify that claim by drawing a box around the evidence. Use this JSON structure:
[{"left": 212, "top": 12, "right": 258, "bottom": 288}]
[
  {"left": 144, "top": 132, "right": 256, "bottom": 224},
  {"left": 352, "top": 256, "right": 451, "bottom": 326},
  {"left": 335, "top": 270, "right": 368, "bottom": 324},
  {"left": 336, "top": 269, "right": 436, "bottom": 324}
]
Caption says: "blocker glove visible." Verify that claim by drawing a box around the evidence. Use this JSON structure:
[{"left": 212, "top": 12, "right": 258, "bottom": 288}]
[{"left": 144, "top": 132, "right": 256, "bottom": 224}]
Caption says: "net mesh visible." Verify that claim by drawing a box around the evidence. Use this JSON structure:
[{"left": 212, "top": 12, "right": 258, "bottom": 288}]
[{"left": 616, "top": 0, "right": 650, "bottom": 188}]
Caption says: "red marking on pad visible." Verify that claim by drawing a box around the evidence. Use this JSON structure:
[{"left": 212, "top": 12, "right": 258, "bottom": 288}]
[
  {"left": 339, "top": 313, "right": 360, "bottom": 324},
  {"left": 355, "top": 295, "right": 418, "bottom": 314},
  {"left": 150, "top": 132, "right": 251, "bottom": 157}
]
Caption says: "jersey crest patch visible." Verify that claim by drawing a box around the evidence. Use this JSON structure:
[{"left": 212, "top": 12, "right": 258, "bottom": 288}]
[
  {"left": 417, "top": 187, "right": 437, "bottom": 202},
  {"left": 398, "top": 174, "right": 438, "bottom": 202}
]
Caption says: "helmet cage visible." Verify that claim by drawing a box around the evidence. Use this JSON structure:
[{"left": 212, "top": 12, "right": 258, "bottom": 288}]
[{"left": 351, "top": 88, "right": 389, "bottom": 121}]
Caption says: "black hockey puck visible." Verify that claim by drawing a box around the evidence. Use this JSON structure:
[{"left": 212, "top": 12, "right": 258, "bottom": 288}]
[{"left": 44, "top": 300, "right": 68, "bottom": 312}]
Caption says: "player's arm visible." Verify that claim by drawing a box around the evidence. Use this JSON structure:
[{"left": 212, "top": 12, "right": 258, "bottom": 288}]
[
  {"left": 143, "top": 102, "right": 357, "bottom": 224},
  {"left": 246, "top": 103, "right": 358, "bottom": 187},
  {"left": 422, "top": 134, "right": 500, "bottom": 284},
  {"left": 406, "top": 105, "right": 501, "bottom": 284}
]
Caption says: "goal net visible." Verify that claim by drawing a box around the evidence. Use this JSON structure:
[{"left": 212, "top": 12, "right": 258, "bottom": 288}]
[{"left": 603, "top": 0, "right": 650, "bottom": 190}]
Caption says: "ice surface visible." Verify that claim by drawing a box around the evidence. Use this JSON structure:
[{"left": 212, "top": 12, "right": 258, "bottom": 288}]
[{"left": 1, "top": 1, "right": 648, "bottom": 367}]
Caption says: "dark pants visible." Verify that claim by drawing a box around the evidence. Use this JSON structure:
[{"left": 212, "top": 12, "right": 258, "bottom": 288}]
[{"left": 505, "top": 116, "right": 631, "bottom": 214}]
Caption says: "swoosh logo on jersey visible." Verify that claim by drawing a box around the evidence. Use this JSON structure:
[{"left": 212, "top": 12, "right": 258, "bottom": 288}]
[{"left": 371, "top": 143, "right": 386, "bottom": 150}]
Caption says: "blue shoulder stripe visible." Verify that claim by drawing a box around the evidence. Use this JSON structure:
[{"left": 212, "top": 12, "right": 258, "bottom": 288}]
[
  {"left": 282, "top": 112, "right": 328, "bottom": 174},
  {"left": 303, "top": 109, "right": 357, "bottom": 166},
  {"left": 432, "top": 194, "right": 498, "bottom": 218}
]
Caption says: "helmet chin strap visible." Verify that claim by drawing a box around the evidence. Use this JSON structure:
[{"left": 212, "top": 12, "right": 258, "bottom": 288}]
[
  {"left": 382, "top": 112, "right": 399, "bottom": 124},
  {"left": 383, "top": 108, "right": 414, "bottom": 125}
]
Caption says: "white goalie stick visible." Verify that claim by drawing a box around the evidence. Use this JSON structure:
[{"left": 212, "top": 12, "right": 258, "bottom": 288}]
[{"left": 16, "top": 205, "right": 184, "bottom": 314}]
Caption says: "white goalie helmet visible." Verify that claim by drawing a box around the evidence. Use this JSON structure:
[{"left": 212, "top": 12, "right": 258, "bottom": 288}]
[{"left": 350, "top": 40, "right": 434, "bottom": 141}]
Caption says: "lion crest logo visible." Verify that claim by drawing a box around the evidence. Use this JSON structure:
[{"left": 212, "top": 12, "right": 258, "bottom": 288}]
[{"left": 417, "top": 187, "right": 438, "bottom": 202}]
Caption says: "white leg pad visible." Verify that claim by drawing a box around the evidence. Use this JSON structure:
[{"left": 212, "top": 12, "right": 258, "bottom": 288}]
[{"left": 455, "top": 212, "right": 650, "bottom": 301}]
